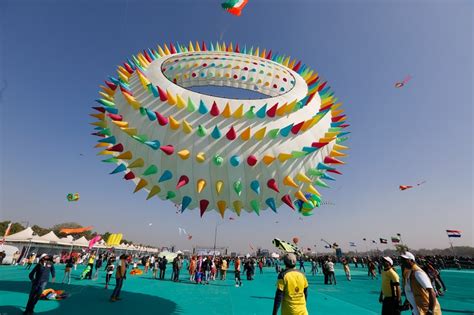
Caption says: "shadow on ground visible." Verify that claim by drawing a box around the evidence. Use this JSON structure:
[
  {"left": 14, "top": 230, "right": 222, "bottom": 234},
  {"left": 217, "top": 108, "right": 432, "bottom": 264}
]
[{"left": 0, "top": 281, "right": 180, "bottom": 315}]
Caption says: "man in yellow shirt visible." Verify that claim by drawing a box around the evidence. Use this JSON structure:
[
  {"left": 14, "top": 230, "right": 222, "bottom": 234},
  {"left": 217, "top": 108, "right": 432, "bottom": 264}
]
[
  {"left": 379, "top": 256, "right": 401, "bottom": 315},
  {"left": 272, "top": 253, "right": 308, "bottom": 315}
]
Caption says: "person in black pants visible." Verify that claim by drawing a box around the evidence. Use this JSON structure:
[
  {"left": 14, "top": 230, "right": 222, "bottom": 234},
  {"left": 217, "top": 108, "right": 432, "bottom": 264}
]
[
  {"left": 110, "top": 255, "right": 127, "bottom": 302},
  {"left": 159, "top": 256, "right": 167, "bottom": 280},
  {"left": 24, "top": 254, "right": 56, "bottom": 315}
]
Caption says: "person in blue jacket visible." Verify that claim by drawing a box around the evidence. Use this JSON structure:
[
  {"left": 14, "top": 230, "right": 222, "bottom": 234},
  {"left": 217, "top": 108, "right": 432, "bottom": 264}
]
[{"left": 24, "top": 254, "right": 56, "bottom": 315}]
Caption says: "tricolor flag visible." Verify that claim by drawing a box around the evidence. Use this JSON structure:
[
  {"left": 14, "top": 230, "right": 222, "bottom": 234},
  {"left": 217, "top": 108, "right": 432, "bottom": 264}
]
[
  {"left": 446, "top": 230, "right": 462, "bottom": 238},
  {"left": 349, "top": 242, "right": 356, "bottom": 247},
  {"left": 391, "top": 236, "right": 401, "bottom": 243},
  {"left": 379, "top": 238, "right": 388, "bottom": 244}
]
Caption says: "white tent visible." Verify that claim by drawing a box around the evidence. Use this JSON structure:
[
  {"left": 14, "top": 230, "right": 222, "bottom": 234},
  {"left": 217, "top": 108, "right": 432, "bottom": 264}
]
[
  {"left": 73, "top": 236, "right": 89, "bottom": 247},
  {"left": 59, "top": 235, "right": 74, "bottom": 246},
  {"left": 38, "top": 231, "right": 62, "bottom": 244},
  {"left": 5, "top": 227, "right": 48, "bottom": 244}
]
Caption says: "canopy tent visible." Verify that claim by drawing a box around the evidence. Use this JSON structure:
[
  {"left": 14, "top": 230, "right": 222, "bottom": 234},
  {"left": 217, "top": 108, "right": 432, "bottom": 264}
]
[
  {"left": 38, "top": 231, "right": 62, "bottom": 244},
  {"left": 72, "top": 236, "right": 89, "bottom": 247},
  {"left": 5, "top": 227, "right": 48, "bottom": 244},
  {"left": 59, "top": 235, "right": 74, "bottom": 246}
]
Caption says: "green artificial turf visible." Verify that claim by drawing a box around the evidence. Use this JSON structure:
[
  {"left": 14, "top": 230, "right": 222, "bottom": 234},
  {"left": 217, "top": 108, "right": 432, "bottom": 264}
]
[{"left": 0, "top": 264, "right": 473, "bottom": 314}]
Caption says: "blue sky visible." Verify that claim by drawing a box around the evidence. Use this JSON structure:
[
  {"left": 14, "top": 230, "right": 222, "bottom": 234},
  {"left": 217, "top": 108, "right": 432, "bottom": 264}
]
[{"left": 1, "top": 0, "right": 472, "bottom": 253}]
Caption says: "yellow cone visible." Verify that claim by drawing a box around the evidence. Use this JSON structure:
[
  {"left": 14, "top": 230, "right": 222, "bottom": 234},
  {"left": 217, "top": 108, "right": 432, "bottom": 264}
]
[
  {"left": 295, "top": 190, "right": 308, "bottom": 202},
  {"left": 176, "top": 94, "right": 186, "bottom": 109},
  {"left": 123, "top": 93, "right": 140, "bottom": 110},
  {"left": 307, "top": 184, "right": 321, "bottom": 196},
  {"left": 146, "top": 185, "right": 161, "bottom": 200},
  {"left": 197, "top": 179, "right": 206, "bottom": 193},
  {"left": 278, "top": 153, "right": 293, "bottom": 163},
  {"left": 95, "top": 143, "right": 110, "bottom": 148},
  {"left": 128, "top": 158, "right": 144, "bottom": 168},
  {"left": 240, "top": 127, "right": 251, "bottom": 141},
  {"left": 222, "top": 103, "right": 232, "bottom": 117},
  {"left": 116, "top": 151, "right": 133, "bottom": 160},
  {"left": 296, "top": 172, "right": 312, "bottom": 183},
  {"left": 112, "top": 121, "right": 129, "bottom": 128},
  {"left": 167, "top": 89, "right": 177, "bottom": 105},
  {"left": 330, "top": 150, "right": 347, "bottom": 157},
  {"left": 283, "top": 176, "right": 299, "bottom": 188},
  {"left": 91, "top": 121, "right": 107, "bottom": 128},
  {"left": 196, "top": 152, "right": 206, "bottom": 163},
  {"left": 262, "top": 155, "right": 276, "bottom": 165},
  {"left": 97, "top": 150, "right": 114, "bottom": 156},
  {"left": 121, "top": 128, "right": 138, "bottom": 136},
  {"left": 178, "top": 149, "right": 190, "bottom": 160},
  {"left": 90, "top": 113, "right": 105, "bottom": 120},
  {"left": 233, "top": 201, "right": 242, "bottom": 216},
  {"left": 217, "top": 200, "right": 226, "bottom": 218},
  {"left": 331, "top": 109, "right": 344, "bottom": 117},
  {"left": 276, "top": 103, "right": 287, "bottom": 116},
  {"left": 182, "top": 120, "right": 193, "bottom": 134},
  {"left": 133, "top": 178, "right": 148, "bottom": 193},
  {"left": 233, "top": 104, "right": 244, "bottom": 118},
  {"left": 254, "top": 127, "right": 266, "bottom": 141},
  {"left": 333, "top": 144, "right": 349, "bottom": 151},
  {"left": 169, "top": 116, "right": 180, "bottom": 130},
  {"left": 216, "top": 180, "right": 224, "bottom": 195}
]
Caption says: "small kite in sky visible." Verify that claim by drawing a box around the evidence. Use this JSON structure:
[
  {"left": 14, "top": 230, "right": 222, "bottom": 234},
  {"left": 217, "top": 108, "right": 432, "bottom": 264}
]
[
  {"left": 394, "top": 75, "right": 412, "bottom": 88},
  {"left": 399, "top": 180, "right": 426, "bottom": 191},
  {"left": 66, "top": 193, "right": 80, "bottom": 202},
  {"left": 179, "top": 227, "right": 192, "bottom": 240},
  {"left": 221, "top": 0, "right": 248, "bottom": 16},
  {"left": 229, "top": 217, "right": 236, "bottom": 221},
  {"left": 148, "top": 223, "right": 153, "bottom": 226}
]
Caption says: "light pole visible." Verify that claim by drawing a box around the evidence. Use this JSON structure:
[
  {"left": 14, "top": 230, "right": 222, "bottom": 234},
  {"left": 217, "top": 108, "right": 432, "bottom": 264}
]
[{"left": 212, "top": 221, "right": 225, "bottom": 257}]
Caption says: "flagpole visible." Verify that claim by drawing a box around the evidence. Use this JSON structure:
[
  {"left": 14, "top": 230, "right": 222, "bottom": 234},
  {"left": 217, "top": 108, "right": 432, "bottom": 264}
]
[{"left": 447, "top": 235, "right": 456, "bottom": 257}]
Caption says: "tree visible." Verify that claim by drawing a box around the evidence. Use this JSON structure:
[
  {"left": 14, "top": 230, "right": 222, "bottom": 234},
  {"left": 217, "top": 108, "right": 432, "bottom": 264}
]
[
  {"left": 31, "top": 225, "right": 51, "bottom": 236},
  {"left": 0, "top": 221, "right": 25, "bottom": 236}
]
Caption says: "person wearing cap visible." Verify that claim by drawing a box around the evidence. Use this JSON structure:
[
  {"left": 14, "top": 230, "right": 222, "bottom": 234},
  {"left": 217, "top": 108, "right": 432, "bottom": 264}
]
[
  {"left": 272, "top": 253, "right": 309, "bottom": 315},
  {"left": 24, "top": 254, "right": 56, "bottom": 315},
  {"left": 379, "top": 256, "right": 401, "bottom": 315},
  {"left": 400, "top": 252, "right": 441, "bottom": 315}
]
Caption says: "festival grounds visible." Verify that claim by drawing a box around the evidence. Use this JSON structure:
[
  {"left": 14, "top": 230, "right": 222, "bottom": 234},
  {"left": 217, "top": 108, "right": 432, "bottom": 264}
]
[{"left": 1, "top": 264, "right": 473, "bottom": 315}]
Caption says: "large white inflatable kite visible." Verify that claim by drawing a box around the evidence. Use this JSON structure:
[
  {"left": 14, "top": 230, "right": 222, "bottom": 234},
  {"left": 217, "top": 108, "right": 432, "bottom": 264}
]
[{"left": 91, "top": 41, "right": 349, "bottom": 217}]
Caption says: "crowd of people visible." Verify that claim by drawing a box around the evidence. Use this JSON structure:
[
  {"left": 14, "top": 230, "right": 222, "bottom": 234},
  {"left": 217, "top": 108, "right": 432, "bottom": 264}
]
[{"left": 8, "top": 248, "right": 471, "bottom": 315}]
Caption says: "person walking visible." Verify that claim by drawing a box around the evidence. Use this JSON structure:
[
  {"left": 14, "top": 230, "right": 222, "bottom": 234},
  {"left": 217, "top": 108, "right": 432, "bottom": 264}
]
[
  {"left": 93, "top": 255, "right": 103, "bottom": 280},
  {"left": 234, "top": 257, "right": 242, "bottom": 287},
  {"left": 110, "top": 254, "right": 127, "bottom": 302},
  {"left": 379, "top": 257, "right": 401, "bottom": 315},
  {"left": 342, "top": 258, "right": 351, "bottom": 281},
  {"left": 86, "top": 253, "right": 96, "bottom": 280},
  {"left": 24, "top": 254, "right": 56, "bottom": 315},
  {"left": 172, "top": 255, "right": 182, "bottom": 282},
  {"left": 298, "top": 257, "right": 306, "bottom": 272},
  {"left": 272, "top": 253, "right": 308, "bottom": 315},
  {"left": 327, "top": 258, "right": 336, "bottom": 285},
  {"left": 62, "top": 257, "right": 73, "bottom": 284},
  {"left": 310, "top": 259, "right": 318, "bottom": 276},
  {"left": 221, "top": 258, "right": 228, "bottom": 280},
  {"left": 400, "top": 252, "right": 442, "bottom": 315},
  {"left": 152, "top": 257, "right": 159, "bottom": 280},
  {"left": 105, "top": 258, "right": 115, "bottom": 289},
  {"left": 188, "top": 256, "right": 196, "bottom": 282}
]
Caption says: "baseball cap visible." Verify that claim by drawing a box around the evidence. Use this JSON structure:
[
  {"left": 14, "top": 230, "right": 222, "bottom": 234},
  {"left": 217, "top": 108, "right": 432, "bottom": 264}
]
[
  {"left": 382, "top": 256, "right": 393, "bottom": 265},
  {"left": 400, "top": 252, "right": 415, "bottom": 261},
  {"left": 283, "top": 253, "right": 297, "bottom": 267},
  {"left": 39, "top": 253, "right": 48, "bottom": 260}
]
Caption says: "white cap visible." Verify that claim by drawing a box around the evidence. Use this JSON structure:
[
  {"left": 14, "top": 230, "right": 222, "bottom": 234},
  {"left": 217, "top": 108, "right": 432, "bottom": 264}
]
[
  {"left": 400, "top": 252, "right": 415, "bottom": 261},
  {"left": 383, "top": 256, "right": 393, "bottom": 265},
  {"left": 283, "top": 253, "right": 297, "bottom": 267},
  {"left": 39, "top": 253, "right": 48, "bottom": 260}
]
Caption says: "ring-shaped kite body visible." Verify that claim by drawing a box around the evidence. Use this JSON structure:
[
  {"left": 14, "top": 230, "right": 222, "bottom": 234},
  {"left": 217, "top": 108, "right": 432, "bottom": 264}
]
[{"left": 91, "top": 41, "right": 349, "bottom": 217}]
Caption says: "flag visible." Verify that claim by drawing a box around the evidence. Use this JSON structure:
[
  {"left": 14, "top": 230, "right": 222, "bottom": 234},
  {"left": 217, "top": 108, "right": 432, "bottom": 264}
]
[
  {"left": 380, "top": 238, "right": 388, "bottom": 244},
  {"left": 1, "top": 222, "right": 12, "bottom": 244},
  {"left": 349, "top": 242, "right": 356, "bottom": 247},
  {"left": 391, "top": 236, "right": 401, "bottom": 243},
  {"left": 324, "top": 245, "right": 332, "bottom": 249},
  {"left": 332, "top": 242, "right": 339, "bottom": 248},
  {"left": 446, "top": 230, "right": 462, "bottom": 238}
]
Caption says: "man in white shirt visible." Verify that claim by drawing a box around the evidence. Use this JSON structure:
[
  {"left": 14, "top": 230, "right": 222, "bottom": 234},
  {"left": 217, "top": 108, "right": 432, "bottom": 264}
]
[{"left": 400, "top": 252, "right": 441, "bottom": 315}]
